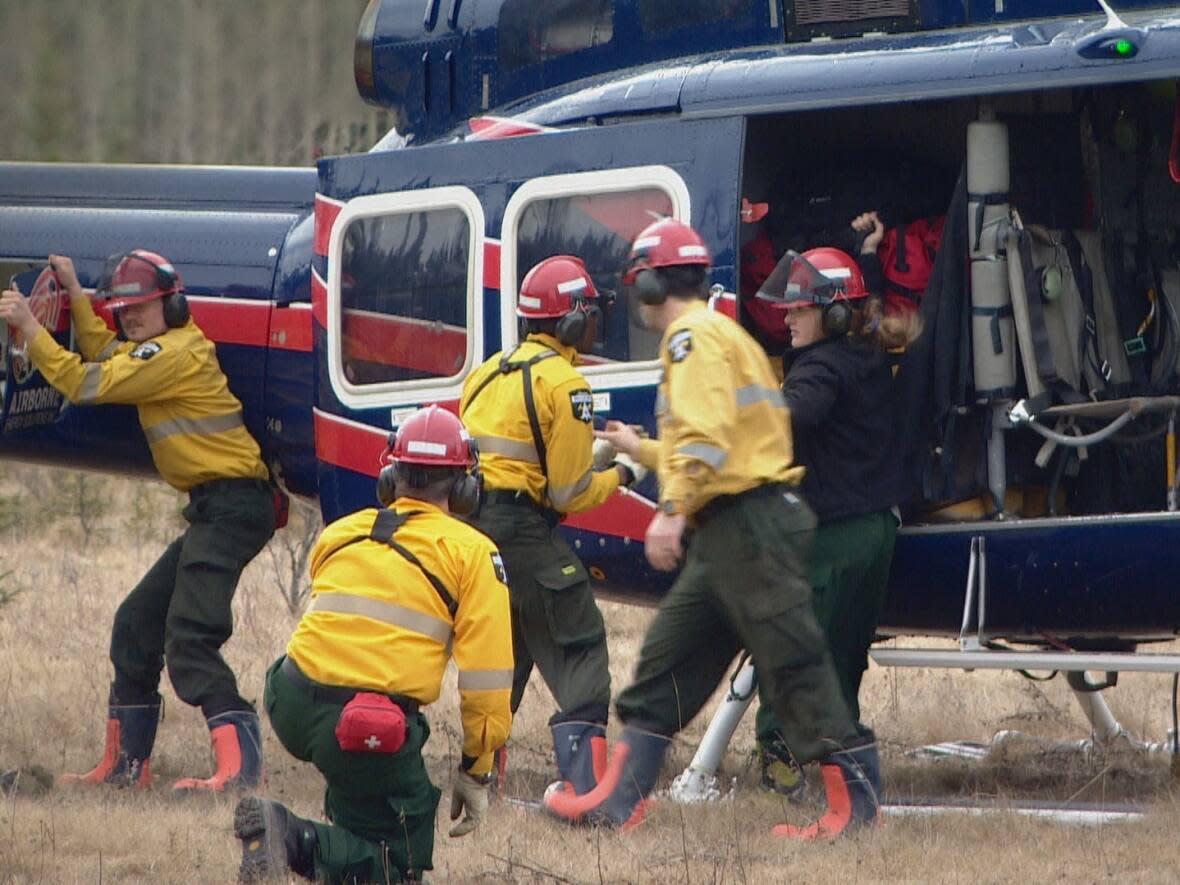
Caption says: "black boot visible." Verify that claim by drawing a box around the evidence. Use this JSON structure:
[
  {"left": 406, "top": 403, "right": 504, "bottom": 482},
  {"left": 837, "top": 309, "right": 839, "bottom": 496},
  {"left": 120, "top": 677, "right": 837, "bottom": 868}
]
[
  {"left": 544, "top": 725, "right": 671, "bottom": 830},
  {"left": 58, "top": 685, "right": 160, "bottom": 789},
  {"left": 772, "top": 737, "right": 881, "bottom": 841},
  {"left": 550, "top": 720, "right": 608, "bottom": 796},
  {"left": 234, "top": 796, "right": 318, "bottom": 882}
]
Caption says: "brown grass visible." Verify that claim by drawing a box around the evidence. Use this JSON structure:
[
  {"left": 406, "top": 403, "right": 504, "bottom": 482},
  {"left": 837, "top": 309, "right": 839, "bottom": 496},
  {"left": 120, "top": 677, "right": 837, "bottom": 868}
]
[{"left": 2, "top": 465, "right": 1179, "bottom": 883}]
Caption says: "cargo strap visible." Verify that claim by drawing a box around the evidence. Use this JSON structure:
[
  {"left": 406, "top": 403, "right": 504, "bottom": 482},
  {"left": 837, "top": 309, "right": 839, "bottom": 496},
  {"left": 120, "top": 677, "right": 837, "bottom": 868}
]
[
  {"left": 1060, "top": 230, "right": 1111, "bottom": 388},
  {"left": 967, "top": 192, "right": 1008, "bottom": 253}
]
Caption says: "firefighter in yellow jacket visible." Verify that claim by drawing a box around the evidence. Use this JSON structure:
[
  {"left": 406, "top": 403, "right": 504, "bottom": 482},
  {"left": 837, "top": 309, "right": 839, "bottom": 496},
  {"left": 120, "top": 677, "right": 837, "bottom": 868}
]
[
  {"left": 233, "top": 405, "right": 512, "bottom": 883},
  {"left": 545, "top": 219, "right": 881, "bottom": 840},
  {"left": 459, "top": 255, "right": 644, "bottom": 799},
  {"left": 0, "top": 251, "right": 274, "bottom": 793}
]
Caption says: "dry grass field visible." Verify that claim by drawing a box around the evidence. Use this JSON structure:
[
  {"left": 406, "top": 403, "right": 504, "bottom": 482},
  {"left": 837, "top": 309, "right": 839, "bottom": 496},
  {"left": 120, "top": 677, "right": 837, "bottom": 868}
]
[{"left": 2, "top": 465, "right": 1180, "bottom": 883}]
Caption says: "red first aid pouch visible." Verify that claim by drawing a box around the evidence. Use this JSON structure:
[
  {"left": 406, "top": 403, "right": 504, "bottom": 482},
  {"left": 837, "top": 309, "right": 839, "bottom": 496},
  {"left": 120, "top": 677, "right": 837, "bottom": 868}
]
[{"left": 334, "top": 692, "right": 406, "bottom": 754}]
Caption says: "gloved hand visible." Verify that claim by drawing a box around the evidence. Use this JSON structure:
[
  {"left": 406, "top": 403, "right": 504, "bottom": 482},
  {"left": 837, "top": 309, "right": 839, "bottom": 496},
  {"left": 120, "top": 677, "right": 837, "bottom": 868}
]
[
  {"left": 449, "top": 769, "right": 490, "bottom": 837},
  {"left": 592, "top": 437, "right": 617, "bottom": 470},
  {"left": 613, "top": 452, "right": 648, "bottom": 488}
]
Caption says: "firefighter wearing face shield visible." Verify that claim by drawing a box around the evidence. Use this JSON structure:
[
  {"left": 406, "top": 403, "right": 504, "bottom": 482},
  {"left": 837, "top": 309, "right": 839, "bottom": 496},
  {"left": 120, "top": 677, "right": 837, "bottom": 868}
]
[
  {"left": 233, "top": 405, "right": 513, "bottom": 883},
  {"left": 459, "top": 255, "right": 645, "bottom": 803},
  {"left": 0, "top": 251, "right": 275, "bottom": 795}
]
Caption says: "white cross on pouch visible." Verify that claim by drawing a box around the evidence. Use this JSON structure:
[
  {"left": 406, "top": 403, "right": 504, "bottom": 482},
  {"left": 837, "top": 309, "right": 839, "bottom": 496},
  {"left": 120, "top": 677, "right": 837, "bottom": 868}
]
[{"left": 365, "top": 735, "right": 381, "bottom": 750}]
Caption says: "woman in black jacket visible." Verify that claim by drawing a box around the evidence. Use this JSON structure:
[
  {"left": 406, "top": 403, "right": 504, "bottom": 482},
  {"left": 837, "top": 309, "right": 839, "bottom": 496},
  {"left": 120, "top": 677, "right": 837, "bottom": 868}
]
[{"left": 754, "top": 217, "right": 918, "bottom": 798}]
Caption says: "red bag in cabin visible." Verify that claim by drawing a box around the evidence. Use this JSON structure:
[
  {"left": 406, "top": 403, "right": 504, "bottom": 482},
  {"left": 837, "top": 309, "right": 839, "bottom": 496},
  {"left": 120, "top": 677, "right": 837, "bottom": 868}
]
[
  {"left": 876, "top": 216, "right": 945, "bottom": 317},
  {"left": 334, "top": 692, "right": 407, "bottom": 754},
  {"left": 739, "top": 228, "right": 791, "bottom": 345}
]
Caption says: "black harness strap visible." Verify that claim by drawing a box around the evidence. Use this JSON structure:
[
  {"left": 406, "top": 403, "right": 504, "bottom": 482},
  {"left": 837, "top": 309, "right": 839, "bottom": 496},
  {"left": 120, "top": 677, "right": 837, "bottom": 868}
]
[
  {"left": 462, "top": 343, "right": 561, "bottom": 490},
  {"left": 1060, "top": 230, "right": 1110, "bottom": 390},
  {"left": 369, "top": 508, "right": 458, "bottom": 617}
]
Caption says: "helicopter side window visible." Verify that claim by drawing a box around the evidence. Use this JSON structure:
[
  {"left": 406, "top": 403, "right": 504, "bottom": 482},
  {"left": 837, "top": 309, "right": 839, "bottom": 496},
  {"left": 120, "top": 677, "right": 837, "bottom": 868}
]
[
  {"left": 338, "top": 208, "right": 471, "bottom": 385},
  {"left": 513, "top": 187, "right": 676, "bottom": 364},
  {"left": 640, "top": 0, "right": 751, "bottom": 34},
  {"left": 499, "top": 0, "right": 614, "bottom": 73}
]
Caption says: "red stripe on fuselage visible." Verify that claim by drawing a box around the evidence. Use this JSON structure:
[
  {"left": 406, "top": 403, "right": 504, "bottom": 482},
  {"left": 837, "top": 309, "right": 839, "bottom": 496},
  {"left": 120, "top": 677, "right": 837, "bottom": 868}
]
[
  {"left": 269, "top": 304, "right": 313, "bottom": 352},
  {"left": 484, "top": 240, "right": 500, "bottom": 290},
  {"left": 189, "top": 299, "right": 269, "bottom": 347},
  {"left": 315, "top": 195, "right": 343, "bottom": 258}
]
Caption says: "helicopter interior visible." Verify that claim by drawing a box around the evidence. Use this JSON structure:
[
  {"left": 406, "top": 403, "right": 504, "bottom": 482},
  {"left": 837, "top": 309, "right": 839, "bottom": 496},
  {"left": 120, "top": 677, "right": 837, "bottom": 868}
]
[{"left": 738, "top": 77, "right": 1180, "bottom": 525}]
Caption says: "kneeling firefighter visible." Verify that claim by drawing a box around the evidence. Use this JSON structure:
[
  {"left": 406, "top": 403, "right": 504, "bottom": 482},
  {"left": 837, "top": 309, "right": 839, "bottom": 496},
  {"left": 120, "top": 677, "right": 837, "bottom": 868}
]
[
  {"left": 460, "top": 255, "right": 645, "bottom": 800},
  {"left": 548, "top": 219, "right": 882, "bottom": 840},
  {"left": 233, "top": 406, "right": 513, "bottom": 883}
]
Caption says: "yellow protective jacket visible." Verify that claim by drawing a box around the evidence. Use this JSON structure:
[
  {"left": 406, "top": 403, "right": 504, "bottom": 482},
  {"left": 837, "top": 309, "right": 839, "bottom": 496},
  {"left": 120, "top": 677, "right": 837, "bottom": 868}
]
[
  {"left": 287, "top": 498, "right": 513, "bottom": 776},
  {"left": 647, "top": 301, "right": 804, "bottom": 517},
  {"left": 459, "top": 333, "right": 619, "bottom": 512},
  {"left": 27, "top": 293, "right": 267, "bottom": 492}
]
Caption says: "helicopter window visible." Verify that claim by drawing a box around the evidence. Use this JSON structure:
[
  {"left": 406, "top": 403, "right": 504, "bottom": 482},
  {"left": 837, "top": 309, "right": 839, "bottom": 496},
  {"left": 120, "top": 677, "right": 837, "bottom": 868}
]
[
  {"left": 499, "top": 0, "right": 614, "bottom": 73},
  {"left": 640, "top": 0, "right": 750, "bottom": 34},
  {"left": 513, "top": 186, "right": 676, "bottom": 364},
  {"left": 338, "top": 207, "right": 471, "bottom": 386}
]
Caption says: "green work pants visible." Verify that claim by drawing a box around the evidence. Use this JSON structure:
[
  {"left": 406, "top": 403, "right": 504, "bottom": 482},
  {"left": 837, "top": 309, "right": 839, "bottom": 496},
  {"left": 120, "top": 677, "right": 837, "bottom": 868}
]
[
  {"left": 615, "top": 487, "right": 857, "bottom": 764},
  {"left": 470, "top": 497, "right": 611, "bottom": 724},
  {"left": 110, "top": 481, "right": 274, "bottom": 718},
  {"left": 264, "top": 658, "right": 441, "bottom": 884},
  {"left": 756, "top": 508, "right": 898, "bottom": 743}
]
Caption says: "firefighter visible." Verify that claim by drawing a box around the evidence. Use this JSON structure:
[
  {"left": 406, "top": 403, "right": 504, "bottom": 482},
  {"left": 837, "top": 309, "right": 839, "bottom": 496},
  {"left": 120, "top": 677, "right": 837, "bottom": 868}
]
[
  {"left": 459, "top": 255, "right": 645, "bottom": 799},
  {"left": 546, "top": 219, "right": 881, "bottom": 840},
  {"left": 0, "top": 252, "right": 275, "bottom": 793},
  {"left": 751, "top": 245, "right": 908, "bottom": 796},
  {"left": 233, "top": 405, "right": 512, "bottom": 883}
]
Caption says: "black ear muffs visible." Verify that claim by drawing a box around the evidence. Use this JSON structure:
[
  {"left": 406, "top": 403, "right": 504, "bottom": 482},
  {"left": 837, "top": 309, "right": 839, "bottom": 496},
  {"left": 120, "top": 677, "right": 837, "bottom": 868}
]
[
  {"left": 821, "top": 297, "right": 853, "bottom": 336},
  {"left": 448, "top": 437, "right": 482, "bottom": 515},
  {"left": 162, "top": 292, "right": 189, "bottom": 327},
  {"left": 554, "top": 305, "right": 588, "bottom": 346},
  {"left": 634, "top": 267, "right": 668, "bottom": 305}
]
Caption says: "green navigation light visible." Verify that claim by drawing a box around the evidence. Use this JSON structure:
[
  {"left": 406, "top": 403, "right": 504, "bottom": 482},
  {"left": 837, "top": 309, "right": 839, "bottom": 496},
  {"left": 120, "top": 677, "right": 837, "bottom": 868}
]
[{"left": 1114, "top": 39, "right": 1135, "bottom": 56}]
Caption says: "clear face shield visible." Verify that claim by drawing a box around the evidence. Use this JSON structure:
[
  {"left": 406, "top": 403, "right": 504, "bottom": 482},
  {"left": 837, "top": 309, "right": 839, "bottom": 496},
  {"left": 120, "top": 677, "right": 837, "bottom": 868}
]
[{"left": 753, "top": 250, "right": 837, "bottom": 309}]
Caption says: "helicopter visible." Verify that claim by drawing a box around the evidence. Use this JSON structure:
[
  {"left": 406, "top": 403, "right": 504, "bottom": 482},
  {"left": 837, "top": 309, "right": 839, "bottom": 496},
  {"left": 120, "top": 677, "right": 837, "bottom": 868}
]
[{"left": 4, "top": 0, "right": 1180, "bottom": 798}]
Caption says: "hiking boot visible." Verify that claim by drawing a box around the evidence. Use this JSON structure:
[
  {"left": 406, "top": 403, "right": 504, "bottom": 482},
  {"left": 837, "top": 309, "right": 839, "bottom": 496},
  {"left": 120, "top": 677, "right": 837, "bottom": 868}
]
[
  {"left": 58, "top": 686, "right": 159, "bottom": 789},
  {"left": 173, "top": 710, "right": 263, "bottom": 793},
  {"left": 234, "top": 795, "right": 317, "bottom": 881},
  {"left": 772, "top": 736, "right": 882, "bottom": 840}
]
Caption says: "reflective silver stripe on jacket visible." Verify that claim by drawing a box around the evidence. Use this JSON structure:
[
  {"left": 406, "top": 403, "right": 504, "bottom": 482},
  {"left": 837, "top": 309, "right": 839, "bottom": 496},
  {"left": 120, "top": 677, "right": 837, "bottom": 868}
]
[
  {"left": 143, "top": 411, "right": 245, "bottom": 445},
  {"left": 97, "top": 342, "right": 120, "bottom": 361},
  {"left": 548, "top": 469, "right": 593, "bottom": 509},
  {"left": 473, "top": 435, "right": 540, "bottom": 463},
  {"left": 310, "top": 592, "right": 452, "bottom": 644},
  {"left": 78, "top": 364, "right": 103, "bottom": 404},
  {"left": 457, "top": 669, "right": 514, "bottom": 691},
  {"left": 677, "top": 442, "right": 728, "bottom": 469},
  {"left": 735, "top": 384, "right": 786, "bottom": 409},
  {"left": 655, "top": 389, "right": 668, "bottom": 415}
]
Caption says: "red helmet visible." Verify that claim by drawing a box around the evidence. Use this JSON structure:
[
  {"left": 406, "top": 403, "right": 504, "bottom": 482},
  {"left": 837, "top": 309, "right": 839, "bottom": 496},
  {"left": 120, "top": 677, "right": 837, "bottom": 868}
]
[
  {"left": 622, "top": 218, "right": 711, "bottom": 284},
  {"left": 95, "top": 249, "right": 183, "bottom": 310},
  {"left": 794, "top": 247, "right": 868, "bottom": 305},
  {"left": 382, "top": 405, "right": 476, "bottom": 469},
  {"left": 517, "top": 255, "right": 599, "bottom": 319}
]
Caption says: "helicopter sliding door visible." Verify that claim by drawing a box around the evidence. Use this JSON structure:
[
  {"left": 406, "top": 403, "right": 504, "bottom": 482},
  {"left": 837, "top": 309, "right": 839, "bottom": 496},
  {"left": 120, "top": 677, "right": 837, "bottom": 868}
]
[{"left": 313, "top": 116, "right": 745, "bottom": 595}]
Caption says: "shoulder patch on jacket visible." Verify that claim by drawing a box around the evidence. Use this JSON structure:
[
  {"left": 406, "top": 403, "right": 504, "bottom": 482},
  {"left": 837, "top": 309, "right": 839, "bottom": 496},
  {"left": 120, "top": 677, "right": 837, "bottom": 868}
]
[
  {"left": 490, "top": 552, "right": 508, "bottom": 584},
  {"left": 569, "top": 388, "right": 594, "bottom": 423},
  {"left": 667, "top": 330, "right": 693, "bottom": 363},
  {"left": 129, "top": 341, "right": 162, "bottom": 360}
]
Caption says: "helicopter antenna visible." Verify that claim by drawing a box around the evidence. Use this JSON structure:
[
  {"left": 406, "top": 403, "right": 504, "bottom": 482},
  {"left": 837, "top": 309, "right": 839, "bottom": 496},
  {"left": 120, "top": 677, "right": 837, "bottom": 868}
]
[{"left": 1095, "top": 0, "right": 1128, "bottom": 30}]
